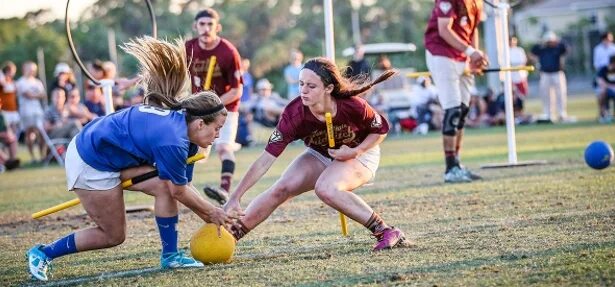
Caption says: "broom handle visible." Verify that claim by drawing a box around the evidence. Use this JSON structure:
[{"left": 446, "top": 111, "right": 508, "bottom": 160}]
[{"left": 31, "top": 153, "right": 206, "bottom": 219}]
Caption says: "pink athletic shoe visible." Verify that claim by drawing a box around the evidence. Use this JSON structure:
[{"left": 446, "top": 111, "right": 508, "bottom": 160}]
[{"left": 372, "top": 227, "right": 406, "bottom": 251}]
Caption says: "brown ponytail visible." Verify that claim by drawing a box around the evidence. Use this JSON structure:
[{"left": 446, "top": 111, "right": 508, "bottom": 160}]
[{"left": 302, "top": 57, "right": 397, "bottom": 99}]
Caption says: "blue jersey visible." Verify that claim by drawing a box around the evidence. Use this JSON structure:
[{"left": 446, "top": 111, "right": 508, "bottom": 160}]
[{"left": 76, "top": 105, "right": 198, "bottom": 185}]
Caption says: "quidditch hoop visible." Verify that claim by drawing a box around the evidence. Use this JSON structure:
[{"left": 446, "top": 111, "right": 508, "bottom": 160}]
[{"left": 65, "top": 0, "right": 157, "bottom": 85}]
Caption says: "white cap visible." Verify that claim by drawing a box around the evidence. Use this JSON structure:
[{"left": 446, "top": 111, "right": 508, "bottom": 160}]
[
  {"left": 256, "top": 78, "right": 273, "bottom": 90},
  {"left": 543, "top": 31, "right": 557, "bottom": 42},
  {"left": 54, "top": 63, "right": 71, "bottom": 77}
]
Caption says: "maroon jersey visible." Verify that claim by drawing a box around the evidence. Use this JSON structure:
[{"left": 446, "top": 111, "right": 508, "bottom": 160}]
[
  {"left": 265, "top": 96, "right": 389, "bottom": 159},
  {"left": 185, "top": 38, "right": 243, "bottom": 112},
  {"left": 425, "top": 0, "right": 483, "bottom": 62}
]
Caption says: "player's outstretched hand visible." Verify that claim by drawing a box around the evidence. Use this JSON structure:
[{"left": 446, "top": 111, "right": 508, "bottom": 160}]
[
  {"left": 328, "top": 145, "right": 359, "bottom": 161},
  {"left": 223, "top": 199, "right": 244, "bottom": 220},
  {"left": 206, "top": 207, "right": 237, "bottom": 236}
]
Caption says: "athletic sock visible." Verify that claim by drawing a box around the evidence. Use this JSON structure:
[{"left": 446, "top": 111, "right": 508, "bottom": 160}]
[
  {"left": 455, "top": 143, "right": 461, "bottom": 158},
  {"left": 220, "top": 160, "right": 235, "bottom": 192},
  {"left": 42, "top": 233, "right": 77, "bottom": 259},
  {"left": 229, "top": 219, "right": 250, "bottom": 241},
  {"left": 363, "top": 212, "right": 389, "bottom": 234},
  {"left": 445, "top": 150, "right": 459, "bottom": 172},
  {"left": 156, "top": 215, "right": 178, "bottom": 255}
]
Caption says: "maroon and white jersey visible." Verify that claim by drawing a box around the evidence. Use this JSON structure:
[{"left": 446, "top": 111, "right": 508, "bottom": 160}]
[
  {"left": 424, "top": 0, "right": 483, "bottom": 62},
  {"left": 265, "top": 96, "right": 389, "bottom": 159},
  {"left": 185, "top": 38, "right": 243, "bottom": 112}
]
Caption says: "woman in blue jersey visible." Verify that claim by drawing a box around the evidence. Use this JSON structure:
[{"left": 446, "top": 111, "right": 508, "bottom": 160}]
[{"left": 26, "top": 37, "right": 237, "bottom": 281}]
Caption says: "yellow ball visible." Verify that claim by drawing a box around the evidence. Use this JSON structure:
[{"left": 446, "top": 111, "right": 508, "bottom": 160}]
[{"left": 190, "top": 223, "right": 236, "bottom": 264}]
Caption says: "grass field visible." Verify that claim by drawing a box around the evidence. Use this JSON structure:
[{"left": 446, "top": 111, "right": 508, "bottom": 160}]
[{"left": 1, "top": 95, "right": 614, "bottom": 286}]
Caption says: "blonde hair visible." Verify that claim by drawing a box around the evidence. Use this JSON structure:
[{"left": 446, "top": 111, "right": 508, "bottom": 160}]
[{"left": 121, "top": 36, "right": 226, "bottom": 124}]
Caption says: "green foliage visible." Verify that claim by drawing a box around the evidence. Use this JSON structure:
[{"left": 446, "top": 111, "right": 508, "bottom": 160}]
[{"left": 0, "top": 0, "right": 433, "bottom": 95}]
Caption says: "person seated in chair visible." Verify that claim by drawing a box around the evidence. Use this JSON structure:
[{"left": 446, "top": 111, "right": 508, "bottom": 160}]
[
  {"left": 252, "top": 79, "right": 288, "bottom": 127},
  {"left": 44, "top": 89, "right": 82, "bottom": 140}
]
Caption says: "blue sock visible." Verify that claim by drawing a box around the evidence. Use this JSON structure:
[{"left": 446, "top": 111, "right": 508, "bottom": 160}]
[
  {"left": 42, "top": 233, "right": 78, "bottom": 260},
  {"left": 156, "top": 215, "right": 178, "bottom": 255}
]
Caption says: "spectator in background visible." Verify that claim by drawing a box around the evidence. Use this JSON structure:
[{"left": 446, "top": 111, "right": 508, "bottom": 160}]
[
  {"left": 595, "top": 54, "right": 615, "bottom": 123},
  {"left": 84, "top": 61, "right": 106, "bottom": 116},
  {"left": 252, "top": 78, "right": 288, "bottom": 127},
  {"left": 66, "top": 88, "right": 96, "bottom": 125},
  {"left": 102, "top": 61, "right": 139, "bottom": 111},
  {"left": 466, "top": 89, "right": 488, "bottom": 128},
  {"left": 410, "top": 76, "right": 440, "bottom": 135},
  {"left": 84, "top": 83, "right": 105, "bottom": 117},
  {"left": 509, "top": 36, "right": 533, "bottom": 124},
  {"left": 0, "top": 61, "right": 20, "bottom": 135},
  {"left": 346, "top": 44, "right": 371, "bottom": 78},
  {"left": 88, "top": 60, "right": 105, "bottom": 80},
  {"left": 593, "top": 32, "right": 615, "bottom": 71},
  {"left": 374, "top": 55, "right": 406, "bottom": 90},
  {"left": 237, "top": 58, "right": 254, "bottom": 147},
  {"left": 483, "top": 88, "right": 505, "bottom": 126},
  {"left": 531, "top": 31, "right": 574, "bottom": 123},
  {"left": 0, "top": 98, "right": 20, "bottom": 172},
  {"left": 371, "top": 55, "right": 410, "bottom": 131},
  {"left": 283, "top": 49, "right": 303, "bottom": 100},
  {"left": 509, "top": 36, "right": 529, "bottom": 99},
  {"left": 49, "top": 63, "right": 76, "bottom": 96},
  {"left": 44, "top": 89, "right": 81, "bottom": 140},
  {"left": 593, "top": 32, "right": 615, "bottom": 122},
  {"left": 16, "top": 61, "right": 46, "bottom": 163}
]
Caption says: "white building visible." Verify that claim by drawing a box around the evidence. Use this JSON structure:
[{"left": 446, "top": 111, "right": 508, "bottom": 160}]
[{"left": 513, "top": 0, "right": 615, "bottom": 43}]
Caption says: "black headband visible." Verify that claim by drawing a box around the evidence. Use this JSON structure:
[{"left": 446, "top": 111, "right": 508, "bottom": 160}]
[
  {"left": 185, "top": 104, "right": 225, "bottom": 116},
  {"left": 302, "top": 61, "right": 334, "bottom": 86},
  {"left": 194, "top": 9, "right": 220, "bottom": 21}
]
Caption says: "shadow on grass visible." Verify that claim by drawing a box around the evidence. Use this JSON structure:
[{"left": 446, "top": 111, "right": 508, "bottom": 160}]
[
  {"left": 20, "top": 267, "right": 163, "bottom": 287},
  {"left": 295, "top": 240, "right": 615, "bottom": 287}
]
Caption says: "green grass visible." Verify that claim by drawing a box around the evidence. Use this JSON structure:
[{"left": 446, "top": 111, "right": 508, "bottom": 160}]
[{"left": 1, "top": 95, "right": 614, "bottom": 286}]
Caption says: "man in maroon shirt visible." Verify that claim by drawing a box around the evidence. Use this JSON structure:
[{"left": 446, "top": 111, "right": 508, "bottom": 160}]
[
  {"left": 223, "top": 57, "right": 408, "bottom": 252},
  {"left": 186, "top": 8, "right": 243, "bottom": 203},
  {"left": 424, "top": 0, "right": 488, "bottom": 183}
]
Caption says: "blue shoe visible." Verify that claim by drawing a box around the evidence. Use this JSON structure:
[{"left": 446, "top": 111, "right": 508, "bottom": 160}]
[
  {"left": 160, "top": 251, "right": 204, "bottom": 269},
  {"left": 26, "top": 245, "right": 52, "bottom": 281}
]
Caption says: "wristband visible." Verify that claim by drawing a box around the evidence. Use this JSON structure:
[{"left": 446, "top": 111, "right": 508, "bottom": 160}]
[{"left": 464, "top": 46, "right": 476, "bottom": 57}]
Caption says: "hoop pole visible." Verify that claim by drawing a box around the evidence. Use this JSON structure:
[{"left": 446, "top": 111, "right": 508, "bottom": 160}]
[
  {"left": 323, "top": 0, "right": 349, "bottom": 237},
  {"left": 497, "top": 3, "right": 518, "bottom": 164}
]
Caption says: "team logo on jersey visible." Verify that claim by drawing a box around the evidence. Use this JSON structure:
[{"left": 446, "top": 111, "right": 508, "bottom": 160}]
[
  {"left": 460, "top": 16, "right": 468, "bottom": 26},
  {"left": 371, "top": 114, "right": 383, "bottom": 128},
  {"left": 439, "top": 1, "right": 452, "bottom": 14},
  {"left": 268, "top": 128, "right": 283, "bottom": 144},
  {"left": 193, "top": 76, "right": 202, "bottom": 88}
]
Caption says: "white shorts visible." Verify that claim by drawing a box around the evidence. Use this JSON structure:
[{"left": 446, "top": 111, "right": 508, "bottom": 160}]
[
  {"left": 65, "top": 137, "right": 121, "bottom": 191},
  {"left": 214, "top": 111, "right": 239, "bottom": 146},
  {"left": 426, "top": 50, "right": 474, "bottom": 109},
  {"left": 306, "top": 146, "right": 380, "bottom": 180},
  {"left": 1, "top": 111, "right": 20, "bottom": 126}
]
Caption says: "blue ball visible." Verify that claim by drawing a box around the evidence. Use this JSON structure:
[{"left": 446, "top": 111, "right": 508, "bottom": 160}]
[{"left": 584, "top": 141, "right": 614, "bottom": 170}]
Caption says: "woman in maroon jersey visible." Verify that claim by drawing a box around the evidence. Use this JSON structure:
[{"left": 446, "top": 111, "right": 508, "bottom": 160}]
[{"left": 224, "top": 57, "right": 407, "bottom": 251}]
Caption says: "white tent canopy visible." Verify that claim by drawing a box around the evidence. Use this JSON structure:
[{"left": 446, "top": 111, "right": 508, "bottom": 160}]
[{"left": 342, "top": 42, "right": 417, "bottom": 57}]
